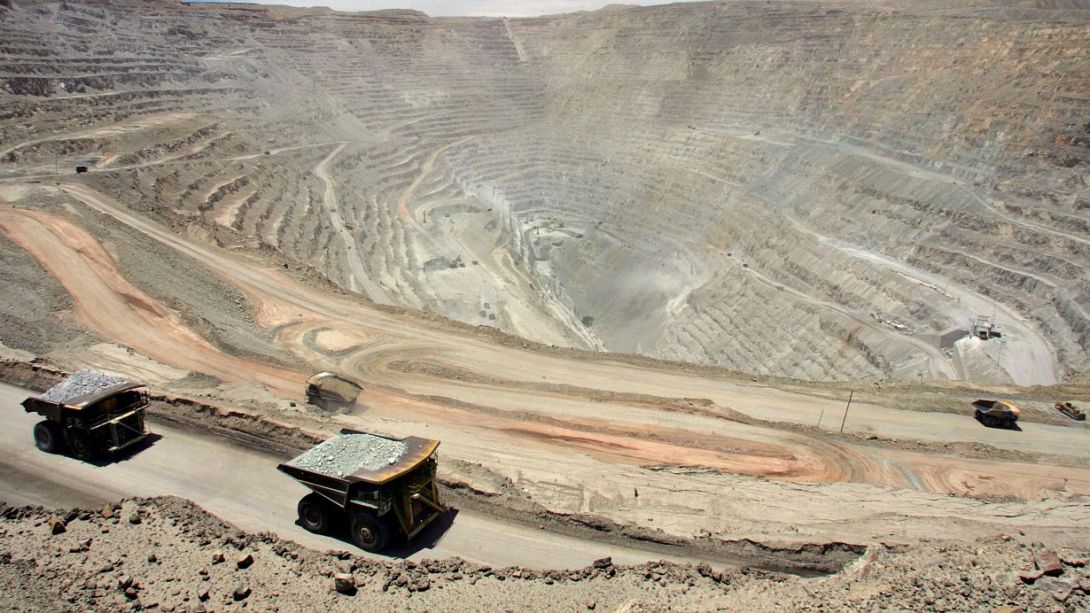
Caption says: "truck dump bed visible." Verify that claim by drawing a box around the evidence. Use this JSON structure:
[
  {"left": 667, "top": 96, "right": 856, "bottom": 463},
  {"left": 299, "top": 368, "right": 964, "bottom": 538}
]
[
  {"left": 972, "top": 398, "right": 1021, "bottom": 428},
  {"left": 24, "top": 369, "right": 143, "bottom": 415},
  {"left": 278, "top": 432, "right": 439, "bottom": 486},
  {"left": 304, "top": 372, "right": 363, "bottom": 411}
]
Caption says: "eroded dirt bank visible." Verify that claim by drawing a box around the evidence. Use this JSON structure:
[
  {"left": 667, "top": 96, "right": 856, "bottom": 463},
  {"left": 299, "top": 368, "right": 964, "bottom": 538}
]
[{"left": 1, "top": 497, "right": 1088, "bottom": 612}]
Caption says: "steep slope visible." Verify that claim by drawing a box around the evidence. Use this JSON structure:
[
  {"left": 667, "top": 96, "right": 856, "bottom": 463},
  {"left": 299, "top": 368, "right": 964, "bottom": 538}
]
[{"left": 0, "top": 0, "right": 1087, "bottom": 383}]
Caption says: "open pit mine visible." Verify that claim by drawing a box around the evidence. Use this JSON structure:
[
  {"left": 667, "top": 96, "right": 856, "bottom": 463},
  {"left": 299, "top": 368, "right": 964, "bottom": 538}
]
[{"left": 1, "top": 0, "right": 1089, "bottom": 610}]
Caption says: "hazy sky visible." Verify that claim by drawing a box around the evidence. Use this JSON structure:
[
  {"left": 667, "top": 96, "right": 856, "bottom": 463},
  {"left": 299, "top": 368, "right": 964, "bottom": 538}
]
[{"left": 198, "top": 1, "right": 704, "bottom": 17}]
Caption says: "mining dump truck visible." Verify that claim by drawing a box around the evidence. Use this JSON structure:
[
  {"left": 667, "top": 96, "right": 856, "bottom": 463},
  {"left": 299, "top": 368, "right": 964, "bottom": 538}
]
[
  {"left": 277, "top": 430, "right": 447, "bottom": 552},
  {"left": 304, "top": 372, "right": 362, "bottom": 411},
  {"left": 1056, "top": 401, "right": 1086, "bottom": 421},
  {"left": 973, "top": 399, "right": 1021, "bottom": 429},
  {"left": 22, "top": 369, "right": 150, "bottom": 460}
]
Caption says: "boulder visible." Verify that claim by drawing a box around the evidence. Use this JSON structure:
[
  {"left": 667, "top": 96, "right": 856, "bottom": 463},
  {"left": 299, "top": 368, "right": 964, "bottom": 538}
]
[
  {"left": 333, "top": 573, "right": 357, "bottom": 596},
  {"left": 1019, "top": 569, "right": 1044, "bottom": 584},
  {"left": 48, "top": 516, "right": 66, "bottom": 535},
  {"left": 1035, "top": 550, "right": 1064, "bottom": 576}
]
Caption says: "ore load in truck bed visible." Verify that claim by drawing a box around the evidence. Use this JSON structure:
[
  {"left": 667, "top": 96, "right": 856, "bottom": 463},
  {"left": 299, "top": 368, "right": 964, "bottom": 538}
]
[
  {"left": 281, "top": 432, "right": 440, "bottom": 485},
  {"left": 286, "top": 433, "right": 409, "bottom": 478},
  {"left": 39, "top": 369, "right": 130, "bottom": 404}
]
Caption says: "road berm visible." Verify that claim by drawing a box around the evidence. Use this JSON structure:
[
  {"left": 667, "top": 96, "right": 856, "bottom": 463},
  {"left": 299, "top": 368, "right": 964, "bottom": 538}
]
[{"left": 1, "top": 497, "right": 1088, "bottom": 611}]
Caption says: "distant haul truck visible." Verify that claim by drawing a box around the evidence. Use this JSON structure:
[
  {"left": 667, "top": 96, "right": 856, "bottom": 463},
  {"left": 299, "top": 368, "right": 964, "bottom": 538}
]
[
  {"left": 278, "top": 430, "right": 447, "bottom": 552},
  {"left": 1056, "top": 401, "right": 1085, "bottom": 421},
  {"left": 304, "top": 371, "right": 363, "bottom": 411},
  {"left": 973, "top": 399, "right": 1021, "bottom": 429},
  {"left": 23, "top": 369, "right": 150, "bottom": 460}
]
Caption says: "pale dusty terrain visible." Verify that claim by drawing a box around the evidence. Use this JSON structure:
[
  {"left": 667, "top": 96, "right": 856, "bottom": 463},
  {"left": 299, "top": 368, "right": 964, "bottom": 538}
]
[
  {"left": 1, "top": 0, "right": 1090, "bottom": 609},
  {"left": 1, "top": 0, "right": 1088, "bottom": 383}
]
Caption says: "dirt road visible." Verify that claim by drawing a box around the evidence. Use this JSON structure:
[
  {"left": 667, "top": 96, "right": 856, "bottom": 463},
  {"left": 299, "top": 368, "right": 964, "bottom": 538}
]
[
  {"left": 312, "top": 142, "right": 388, "bottom": 302},
  {"left": 2, "top": 182, "right": 1089, "bottom": 548},
  {"left": 0, "top": 382, "right": 711, "bottom": 570}
]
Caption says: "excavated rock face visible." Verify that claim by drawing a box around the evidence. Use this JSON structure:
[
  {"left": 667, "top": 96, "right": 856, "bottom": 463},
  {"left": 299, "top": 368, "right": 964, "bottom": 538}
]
[{"left": 1, "top": 0, "right": 1088, "bottom": 383}]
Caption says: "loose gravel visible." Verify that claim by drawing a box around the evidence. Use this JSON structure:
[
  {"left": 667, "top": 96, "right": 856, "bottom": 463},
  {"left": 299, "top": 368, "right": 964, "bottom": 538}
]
[
  {"left": 39, "top": 368, "right": 130, "bottom": 404},
  {"left": 287, "top": 434, "right": 408, "bottom": 478}
]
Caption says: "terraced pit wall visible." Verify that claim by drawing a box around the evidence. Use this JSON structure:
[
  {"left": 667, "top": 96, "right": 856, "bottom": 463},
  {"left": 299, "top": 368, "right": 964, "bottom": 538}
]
[{"left": 1, "top": 0, "right": 1088, "bottom": 383}]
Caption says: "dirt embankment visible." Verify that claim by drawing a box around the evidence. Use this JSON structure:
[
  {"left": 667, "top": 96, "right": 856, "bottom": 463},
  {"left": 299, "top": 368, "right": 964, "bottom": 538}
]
[
  {"left": 0, "top": 497, "right": 738, "bottom": 611},
  {"left": 1, "top": 496, "right": 1087, "bottom": 611}
]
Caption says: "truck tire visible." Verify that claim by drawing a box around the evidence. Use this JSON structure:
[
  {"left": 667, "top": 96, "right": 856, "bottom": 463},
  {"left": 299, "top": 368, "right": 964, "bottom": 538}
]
[
  {"left": 297, "top": 493, "right": 334, "bottom": 533},
  {"left": 33, "top": 421, "right": 63, "bottom": 454},
  {"left": 66, "top": 430, "right": 96, "bottom": 461},
  {"left": 349, "top": 511, "right": 389, "bottom": 553}
]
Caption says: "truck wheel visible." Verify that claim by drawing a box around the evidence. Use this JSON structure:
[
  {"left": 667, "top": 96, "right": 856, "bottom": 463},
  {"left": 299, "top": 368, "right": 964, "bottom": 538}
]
[
  {"left": 33, "top": 421, "right": 63, "bottom": 454},
  {"left": 297, "top": 493, "right": 333, "bottom": 533},
  {"left": 66, "top": 430, "right": 96, "bottom": 461},
  {"left": 349, "top": 511, "right": 389, "bottom": 553}
]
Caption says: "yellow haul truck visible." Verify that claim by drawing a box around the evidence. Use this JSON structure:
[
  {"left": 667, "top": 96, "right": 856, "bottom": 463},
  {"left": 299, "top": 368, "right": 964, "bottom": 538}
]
[
  {"left": 304, "top": 372, "right": 363, "bottom": 411},
  {"left": 278, "top": 430, "right": 447, "bottom": 552},
  {"left": 23, "top": 369, "right": 150, "bottom": 460}
]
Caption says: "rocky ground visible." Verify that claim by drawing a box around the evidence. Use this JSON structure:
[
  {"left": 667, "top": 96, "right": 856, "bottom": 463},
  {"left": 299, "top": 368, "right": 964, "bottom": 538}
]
[{"left": 0, "top": 497, "right": 1087, "bottom": 611}]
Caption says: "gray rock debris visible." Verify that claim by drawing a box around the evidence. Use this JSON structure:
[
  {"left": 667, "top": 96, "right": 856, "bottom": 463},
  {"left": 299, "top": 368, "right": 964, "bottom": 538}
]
[
  {"left": 40, "top": 369, "right": 130, "bottom": 404},
  {"left": 287, "top": 434, "right": 408, "bottom": 478}
]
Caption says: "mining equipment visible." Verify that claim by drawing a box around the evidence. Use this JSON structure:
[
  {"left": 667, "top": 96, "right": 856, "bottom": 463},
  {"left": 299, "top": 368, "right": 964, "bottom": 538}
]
[
  {"left": 1055, "top": 401, "right": 1086, "bottom": 421},
  {"left": 304, "top": 371, "right": 363, "bottom": 411},
  {"left": 23, "top": 369, "right": 150, "bottom": 460},
  {"left": 973, "top": 399, "right": 1021, "bottom": 429},
  {"left": 278, "top": 430, "right": 447, "bottom": 552}
]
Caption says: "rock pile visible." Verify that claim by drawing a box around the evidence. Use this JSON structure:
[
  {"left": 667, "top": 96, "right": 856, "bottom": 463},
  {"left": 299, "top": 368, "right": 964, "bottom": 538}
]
[
  {"left": 286, "top": 434, "right": 408, "bottom": 477},
  {"left": 39, "top": 369, "right": 130, "bottom": 404},
  {"left": 1, "top": 496, "right": 1088, "bottom": 611}
]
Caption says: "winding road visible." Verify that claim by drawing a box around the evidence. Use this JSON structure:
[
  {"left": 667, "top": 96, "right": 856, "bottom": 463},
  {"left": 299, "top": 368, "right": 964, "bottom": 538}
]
[
  {"left": 312, "top": 142, "right": 389, "bottom": 303},
  {"left": 0, "top": 180, "right": 1088, "bottom": 549}
]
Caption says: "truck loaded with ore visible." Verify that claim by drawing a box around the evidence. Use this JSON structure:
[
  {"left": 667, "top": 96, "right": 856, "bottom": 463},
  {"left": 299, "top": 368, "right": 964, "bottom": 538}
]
[
  {"left": 278, "top": 430, "right": 448, "bottom": 552},
  {"left": 22, "top": 369, "right": 151, "bottom": 460}
]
